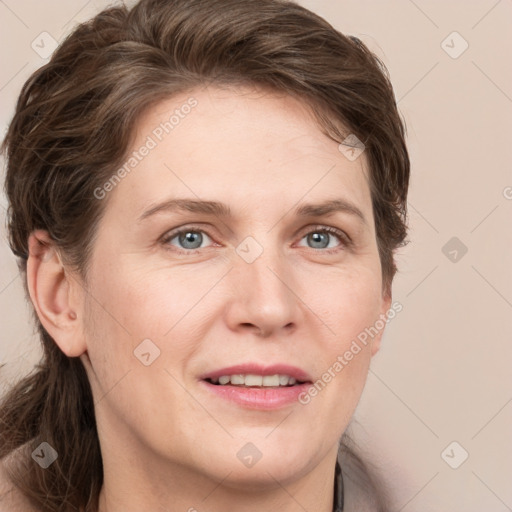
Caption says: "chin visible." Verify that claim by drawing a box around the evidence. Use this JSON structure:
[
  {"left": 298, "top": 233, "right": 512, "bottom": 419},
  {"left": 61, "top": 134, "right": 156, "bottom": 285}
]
[
  {"left": 215, "top": 457, "right": 314, "bottom": 490},
  {"left": 195, "top": 440, "right": 319, "bottom": 490}
]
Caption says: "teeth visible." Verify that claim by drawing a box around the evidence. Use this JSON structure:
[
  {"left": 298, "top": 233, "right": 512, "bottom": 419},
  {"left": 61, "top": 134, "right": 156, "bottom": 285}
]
[
  {"left": 245, "top": 374, "right": 263, "bottom": 386},
  {"left": 262, "top": 375, "right": 280, "bottom": 387},
  {"left": 211, "top": 373, "right": 301, "bottom": 387},
  {"left": 218, "top": 375, "right": 230, "bottom": 385},
  {"left": 230, "top": 374, "right": 245, "bottom": 385},
  {"left": 279, "top": 375, "right": 289, "bottom": 386}
]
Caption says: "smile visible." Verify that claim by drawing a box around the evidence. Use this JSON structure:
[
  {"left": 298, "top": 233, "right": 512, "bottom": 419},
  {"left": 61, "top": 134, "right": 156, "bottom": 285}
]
[
  {"left": 206, "top": 373, "right": 305, "bottom": 387},
  {"left": 200, "top": 364, "right": 313, "bottom": 410}
]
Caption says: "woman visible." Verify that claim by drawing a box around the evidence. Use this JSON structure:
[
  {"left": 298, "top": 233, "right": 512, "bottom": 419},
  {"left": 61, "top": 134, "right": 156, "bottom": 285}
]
[{"left": 0, "top": 0, "right": 409, "bottom": 510}]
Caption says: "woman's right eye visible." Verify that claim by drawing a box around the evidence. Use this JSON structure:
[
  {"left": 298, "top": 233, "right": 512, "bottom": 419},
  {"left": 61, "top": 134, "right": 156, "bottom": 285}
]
[{"left": 161, "top": 227, "right": 216, "bottom": 253}]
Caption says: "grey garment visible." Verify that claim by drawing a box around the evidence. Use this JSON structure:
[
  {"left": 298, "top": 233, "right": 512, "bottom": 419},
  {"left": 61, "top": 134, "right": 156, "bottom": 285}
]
[
  {"left": 337, "top": 449, "right": 384, "bottom": 512},
  {"left": 342, "top": 477, "right": 381, "bottom": 511}
]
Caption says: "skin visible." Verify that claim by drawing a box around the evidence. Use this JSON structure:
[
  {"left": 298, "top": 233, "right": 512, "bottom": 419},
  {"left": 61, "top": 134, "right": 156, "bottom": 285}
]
[{"left": 27, "top": 84, "right": 392, "bottom": 512}]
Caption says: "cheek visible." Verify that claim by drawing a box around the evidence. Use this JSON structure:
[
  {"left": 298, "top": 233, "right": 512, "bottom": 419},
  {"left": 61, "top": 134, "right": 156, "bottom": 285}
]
[
  {"left": 88, "top": 261, "right": 182, "bottom": 334},
  {"left": 83, "top": 263, "right": 210, "bottom": 374},
  {"left": 300, "top": 292, "right": 380, "bottom": 443},
  {"left": 298, "top": 262, "right": 382, "bottom": 405},
  {"left": 304, "top": 261, "right": 384, "bottom": 346}
]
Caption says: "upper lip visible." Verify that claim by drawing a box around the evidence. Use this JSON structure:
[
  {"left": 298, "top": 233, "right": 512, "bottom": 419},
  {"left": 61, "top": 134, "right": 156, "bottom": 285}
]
[{"left": 200, "top": 363, "right": 312, "bottom": 383}]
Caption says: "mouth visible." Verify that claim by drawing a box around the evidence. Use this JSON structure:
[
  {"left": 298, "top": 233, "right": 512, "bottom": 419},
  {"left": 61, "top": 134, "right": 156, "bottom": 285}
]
[
  {"left": 199, "top": 364, "right": 312, "bottom": 410},
  {"left": 204, "top": 373, "right": 307, "bottom": 387}
]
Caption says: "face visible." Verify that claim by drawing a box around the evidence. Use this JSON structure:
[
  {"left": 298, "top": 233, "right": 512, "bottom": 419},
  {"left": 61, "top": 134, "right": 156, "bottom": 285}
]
[{"left": 77, "top": 85, "right": 391, "bottom": 489}]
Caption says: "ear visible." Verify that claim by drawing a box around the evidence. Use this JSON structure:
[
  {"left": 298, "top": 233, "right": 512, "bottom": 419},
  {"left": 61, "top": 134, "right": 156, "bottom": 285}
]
[
  {"left": 26, "top": 229, "right": 87, "bottom": 357},
  {"left": 369, "top": 288, "right": 392, "bottom": 357}
]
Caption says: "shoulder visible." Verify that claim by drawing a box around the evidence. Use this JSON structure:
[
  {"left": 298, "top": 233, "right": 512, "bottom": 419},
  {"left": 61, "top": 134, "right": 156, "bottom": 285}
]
[{"left": 0, "top": 457, "right": 39, "bottom": 512}]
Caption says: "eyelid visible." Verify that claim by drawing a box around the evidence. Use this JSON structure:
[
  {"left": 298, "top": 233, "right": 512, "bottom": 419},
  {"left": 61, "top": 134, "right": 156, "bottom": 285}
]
[
  {"left": 296, "top": 224, "right": 352, "bottom": 245},
  {"left": 160, "top": 223, "right": 352, "bottom": 254}
]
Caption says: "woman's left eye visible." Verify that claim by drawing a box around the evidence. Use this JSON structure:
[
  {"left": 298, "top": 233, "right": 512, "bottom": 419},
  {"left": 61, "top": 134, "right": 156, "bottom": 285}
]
[
  {"left": 296, "top": 226, "right": 350, "bottom": 252},
  {"left": 161, "top": 225, "right": 350, "bottom": 254}
]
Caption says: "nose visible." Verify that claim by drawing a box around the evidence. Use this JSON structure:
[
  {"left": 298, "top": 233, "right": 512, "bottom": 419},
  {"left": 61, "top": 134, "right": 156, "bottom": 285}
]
[{"left": 223, "top": 240, "right": 301, "bottom": 338}]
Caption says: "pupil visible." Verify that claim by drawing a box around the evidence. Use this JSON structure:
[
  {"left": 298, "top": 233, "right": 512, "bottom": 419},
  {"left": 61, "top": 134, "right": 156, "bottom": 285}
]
[
  {"left": 310, "top": 232, "right": 328, "bottom": 249},
  {"left": 180, "top": 231, "right": 202, "bottom": 249}
]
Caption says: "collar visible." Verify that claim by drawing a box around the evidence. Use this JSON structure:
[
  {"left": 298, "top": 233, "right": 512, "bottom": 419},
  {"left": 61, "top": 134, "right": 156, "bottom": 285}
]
[{"left": 333, "top": 457, "right": 344, "bottom": 511}]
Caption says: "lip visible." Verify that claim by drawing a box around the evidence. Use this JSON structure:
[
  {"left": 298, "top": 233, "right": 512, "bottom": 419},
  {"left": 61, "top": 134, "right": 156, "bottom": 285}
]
[
  {"left": 199, "top": 363, "right": 313, "bottom": 411},
  {"left": 200, "top": 363, "right": 312, "bottom": 382},
  {"left": 200, "top": 380, "right": 311, "bottom": 410}
]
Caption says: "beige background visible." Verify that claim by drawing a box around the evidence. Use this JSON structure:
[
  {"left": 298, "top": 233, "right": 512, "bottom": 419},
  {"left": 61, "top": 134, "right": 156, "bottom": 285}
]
[{"left": 1, "top": 0, "right": 511, "bottom": 510}]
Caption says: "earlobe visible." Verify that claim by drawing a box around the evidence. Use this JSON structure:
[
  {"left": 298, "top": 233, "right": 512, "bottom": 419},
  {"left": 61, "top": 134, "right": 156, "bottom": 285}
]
[{"left": 26, "top": 230, "right": 86, "bottom": 357}]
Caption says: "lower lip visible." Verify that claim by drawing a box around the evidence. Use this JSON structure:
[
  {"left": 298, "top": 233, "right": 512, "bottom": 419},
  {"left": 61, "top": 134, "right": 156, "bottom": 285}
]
[{"left": 200, "top": 380, "right": 311, "bottom": 410}]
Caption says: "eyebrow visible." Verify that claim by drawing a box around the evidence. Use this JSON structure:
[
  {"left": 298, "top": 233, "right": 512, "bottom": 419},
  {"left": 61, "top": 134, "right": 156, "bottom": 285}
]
[{"left": 137, "top": 197, "right": 367, "bottom": 225}]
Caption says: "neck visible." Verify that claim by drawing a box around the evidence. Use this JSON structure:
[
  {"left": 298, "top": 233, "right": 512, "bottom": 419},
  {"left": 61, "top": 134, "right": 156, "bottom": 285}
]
[{"left": 97, "top": 444, "right": 339, "bottom": 512}]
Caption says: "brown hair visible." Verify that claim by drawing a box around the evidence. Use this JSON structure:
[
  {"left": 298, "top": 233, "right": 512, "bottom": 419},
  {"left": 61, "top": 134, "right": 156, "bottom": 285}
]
[{"left": 0, "top": 0, "right": 409, "bottom": 510}]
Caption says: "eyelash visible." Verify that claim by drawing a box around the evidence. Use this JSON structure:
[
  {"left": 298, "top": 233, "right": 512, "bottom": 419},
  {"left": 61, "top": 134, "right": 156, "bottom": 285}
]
[{"left": 160, "top": 224, "right": 352, "bottom": 255}]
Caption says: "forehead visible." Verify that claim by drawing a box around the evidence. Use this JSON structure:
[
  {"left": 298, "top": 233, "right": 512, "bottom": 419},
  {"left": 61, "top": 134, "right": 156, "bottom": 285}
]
[{"left": 105, "top": 85, "right": 372, "bottom": 221}]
